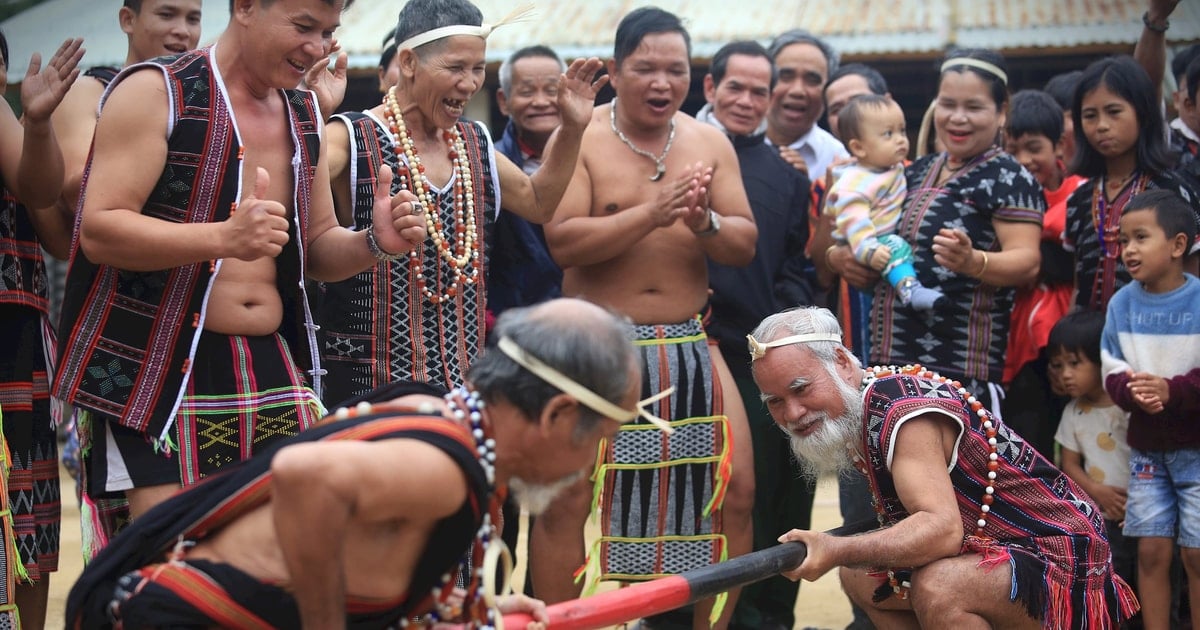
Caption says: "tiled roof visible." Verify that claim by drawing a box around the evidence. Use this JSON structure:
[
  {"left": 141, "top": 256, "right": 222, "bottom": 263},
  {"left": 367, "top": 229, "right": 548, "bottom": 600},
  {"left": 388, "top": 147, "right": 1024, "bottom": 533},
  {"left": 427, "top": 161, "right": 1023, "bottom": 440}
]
[{"left": 2, "top": 0, "right": 1198, "bottom": 77}]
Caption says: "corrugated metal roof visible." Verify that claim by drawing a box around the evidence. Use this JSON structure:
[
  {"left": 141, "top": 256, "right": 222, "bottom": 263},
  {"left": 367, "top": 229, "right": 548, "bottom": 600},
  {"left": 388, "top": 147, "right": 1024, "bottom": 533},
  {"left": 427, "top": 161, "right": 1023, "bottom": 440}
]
[
  {"left": 1, "top": 0, "right": 229, "bottom": 78},
  {"left": 340, "top": 0, "right": 1200, "bottom": 65},
  {"left": 2, "top": 0, "right": 1198, "bottom": 78}
]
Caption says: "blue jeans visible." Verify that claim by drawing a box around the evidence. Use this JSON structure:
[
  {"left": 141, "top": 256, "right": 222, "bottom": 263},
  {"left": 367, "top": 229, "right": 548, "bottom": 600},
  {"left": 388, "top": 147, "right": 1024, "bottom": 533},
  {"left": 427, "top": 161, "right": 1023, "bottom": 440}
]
[{"left": 1124, "top": 447, "right": 1200, "bottom": 547}]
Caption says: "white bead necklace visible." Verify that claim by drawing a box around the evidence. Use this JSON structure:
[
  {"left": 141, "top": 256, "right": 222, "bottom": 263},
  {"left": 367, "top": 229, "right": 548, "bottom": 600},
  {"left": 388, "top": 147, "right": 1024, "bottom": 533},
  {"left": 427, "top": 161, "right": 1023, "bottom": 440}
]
[{"left": 382, "top": 87, "right": 480, "bottom": 305}]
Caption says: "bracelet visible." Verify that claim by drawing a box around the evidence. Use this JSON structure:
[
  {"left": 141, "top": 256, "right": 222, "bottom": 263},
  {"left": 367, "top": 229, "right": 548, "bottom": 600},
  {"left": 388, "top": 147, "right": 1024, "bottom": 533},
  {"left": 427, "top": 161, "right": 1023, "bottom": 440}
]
[
  {"left": 1143, "top": 11, "right": 1169, "bottom": 33},
  {"left": 365, "top": 225, "right": 403, "bottom": 262},
  {"left": 824, "top": 244, "right": 839, "bottom": 271},
  {"left": 971, "top": 250, "right": 989, "bottom": 278}
]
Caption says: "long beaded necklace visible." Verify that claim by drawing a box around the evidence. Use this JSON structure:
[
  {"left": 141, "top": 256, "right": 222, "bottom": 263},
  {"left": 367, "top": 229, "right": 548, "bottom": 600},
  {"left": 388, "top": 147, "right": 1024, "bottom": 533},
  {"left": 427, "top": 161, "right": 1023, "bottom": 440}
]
[
  {"left": 414, "top": 387, "right": 502, "bottom": 629},
  {"left": 609, "top": 97, "right": 675, "bottom": 181},
  {"left": 383, "top": 87, "right": 481, "bottom": 305},
  {"left": 855, "top": 364, "right": 998, "bottom": 600},
  {"left": 1089, "top": 171, "right": 1148, "bottom": 310}
]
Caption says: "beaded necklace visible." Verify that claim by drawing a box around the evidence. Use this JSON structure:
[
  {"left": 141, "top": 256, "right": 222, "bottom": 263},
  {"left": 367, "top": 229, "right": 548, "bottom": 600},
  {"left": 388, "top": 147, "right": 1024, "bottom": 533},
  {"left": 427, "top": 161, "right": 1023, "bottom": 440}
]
[
  {"left": 415, "top": 387, "right": 502, "bottom": 628},
  {"left": 854, "top": 364, "right": 997, "bottom": 600},
  {"left": 609, "top": 97, "right": 676, "bottom": 181},
  {"left": 334, "top": 388, "right": 503, "bottom": 628},
  {"left": 383, "top": 87, "right": 481, "bottom": 305},
  {"left": 1088, "top": 171, "right": 1148, "bottom": 310}
]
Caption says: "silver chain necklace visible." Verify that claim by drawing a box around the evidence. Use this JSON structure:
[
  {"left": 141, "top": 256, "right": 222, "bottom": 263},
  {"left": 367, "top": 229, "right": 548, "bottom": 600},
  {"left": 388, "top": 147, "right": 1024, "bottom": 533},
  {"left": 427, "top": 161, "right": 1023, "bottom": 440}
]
[{"left": 609, "top": 97, "right": 675, "bottom": 181}]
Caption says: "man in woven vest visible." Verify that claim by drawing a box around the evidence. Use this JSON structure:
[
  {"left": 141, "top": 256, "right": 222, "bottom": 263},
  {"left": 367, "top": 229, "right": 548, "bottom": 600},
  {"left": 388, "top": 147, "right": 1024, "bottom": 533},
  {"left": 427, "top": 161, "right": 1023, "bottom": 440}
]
[{"left": 54, "top": 0, "right": 427, "bottom": 546}]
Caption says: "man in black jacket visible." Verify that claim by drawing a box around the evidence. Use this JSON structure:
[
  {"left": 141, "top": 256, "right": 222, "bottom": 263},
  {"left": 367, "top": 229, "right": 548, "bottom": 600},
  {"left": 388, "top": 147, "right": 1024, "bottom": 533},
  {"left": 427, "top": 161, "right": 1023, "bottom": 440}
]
[{"left": 697, "top": 40, "right": 814, "bottom": 630}]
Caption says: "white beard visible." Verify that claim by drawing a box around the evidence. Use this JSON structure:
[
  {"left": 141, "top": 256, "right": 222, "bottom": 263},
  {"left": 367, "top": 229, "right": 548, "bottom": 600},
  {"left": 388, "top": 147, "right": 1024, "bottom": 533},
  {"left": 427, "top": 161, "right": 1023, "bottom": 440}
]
[
  {"left": 508, "top": 470, "right": 584, "bottom": 516},
  {"left": 787, "top": 372, "right": 866, "bottom": 481}
]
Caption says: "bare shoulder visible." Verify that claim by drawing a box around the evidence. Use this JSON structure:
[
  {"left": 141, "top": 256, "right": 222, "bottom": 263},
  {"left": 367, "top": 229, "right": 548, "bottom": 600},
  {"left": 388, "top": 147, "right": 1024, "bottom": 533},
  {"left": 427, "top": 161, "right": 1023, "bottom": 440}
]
[
  {"left": 676, "top": 113, "right": 726, "bottom": 143},
  {"left": 893, "top": 412, "right": 960, "bottom": 465},
  {"left": 98, "top": 68, "right": 169, "bottom": 124},
  {"left": 580, "top": 106, "right": 616, "bottom": 151},
  {"left": 273, "top": 436, "right": 471, "bottom": 521},
  {"left": 675, "top": 113, "right": 736, "bottom": 162},
  {"left": 325, "top": 116, "right": 352, "bottom": 174},
  {"left": 56, "top": 75, "right": 108, "bottom": 120}
]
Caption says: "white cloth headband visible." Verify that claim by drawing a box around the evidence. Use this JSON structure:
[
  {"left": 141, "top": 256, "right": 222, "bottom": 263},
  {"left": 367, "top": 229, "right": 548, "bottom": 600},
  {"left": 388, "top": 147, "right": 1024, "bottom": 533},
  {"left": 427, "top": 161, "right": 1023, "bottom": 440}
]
[
  {"left": 396, "top": 4, "right": 534, "bottom": 52},
  {"left": 497, "top": 336, "right": 676, "bottom": 433},
  {"left": 747, "top": 333, "right": 844, "bottom": 361},
  {"left": 941, "top": 57, "right": 1008, "bottom": 86}
]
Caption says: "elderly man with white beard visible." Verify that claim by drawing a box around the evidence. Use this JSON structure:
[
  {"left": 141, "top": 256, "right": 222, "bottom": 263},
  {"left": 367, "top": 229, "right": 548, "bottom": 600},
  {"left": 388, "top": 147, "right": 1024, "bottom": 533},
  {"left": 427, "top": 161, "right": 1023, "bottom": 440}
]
[{"left": 747, "top": 306, "right": 1139, "bottom": 629}]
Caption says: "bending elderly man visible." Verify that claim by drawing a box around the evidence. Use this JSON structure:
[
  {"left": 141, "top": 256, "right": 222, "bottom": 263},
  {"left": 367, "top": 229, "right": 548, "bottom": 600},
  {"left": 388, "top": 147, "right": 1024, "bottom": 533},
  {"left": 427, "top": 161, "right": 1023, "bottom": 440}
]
[
  {"left": 66, "top": 298, "right": 645, "bottom": 629},
  {"left": 748, "top": 306, "right": 1138, "bottom": 629}
]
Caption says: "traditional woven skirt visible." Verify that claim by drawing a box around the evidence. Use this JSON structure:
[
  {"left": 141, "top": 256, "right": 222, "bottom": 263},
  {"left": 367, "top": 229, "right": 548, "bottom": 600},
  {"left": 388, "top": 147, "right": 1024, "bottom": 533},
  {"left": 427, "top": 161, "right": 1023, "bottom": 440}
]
[
  {"left": 0, "top": 304, "right": 60, "bottom": 587},
  {"left": 588, "top": 317, "right": 732, "bottom": 584},
  {"left": 171, "top": 332, "right": 324, "bottom": 486},
  {"left": 80, "top": 331, "right": 323, "bottom": 556}
]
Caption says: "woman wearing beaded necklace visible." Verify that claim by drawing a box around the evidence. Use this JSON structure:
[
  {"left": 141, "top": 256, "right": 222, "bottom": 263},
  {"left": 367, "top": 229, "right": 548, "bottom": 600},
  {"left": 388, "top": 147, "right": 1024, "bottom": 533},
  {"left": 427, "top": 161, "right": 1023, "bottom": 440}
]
[
  {"left": 318, "top": 0, "right": 605, "bottom": 406},
  {"left": 827, "top": 48, "right": 1045, "bottom": 419}
]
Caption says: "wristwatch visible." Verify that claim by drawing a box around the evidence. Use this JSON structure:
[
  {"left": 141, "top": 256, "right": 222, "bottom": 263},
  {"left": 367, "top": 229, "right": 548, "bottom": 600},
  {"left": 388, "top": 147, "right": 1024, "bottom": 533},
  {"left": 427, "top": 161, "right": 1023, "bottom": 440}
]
[{"left": 696, "top": 209, "right": 721, "bottom": 237}]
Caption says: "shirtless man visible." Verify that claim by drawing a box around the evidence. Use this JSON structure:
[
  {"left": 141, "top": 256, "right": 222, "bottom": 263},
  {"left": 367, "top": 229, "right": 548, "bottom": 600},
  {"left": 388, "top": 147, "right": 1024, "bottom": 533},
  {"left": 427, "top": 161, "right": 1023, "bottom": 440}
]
[
  {"left": 67, "top": 297, "right": 642, "bottom": 629},
  {"left": 54, "top": 0, "right": 423, "bottom": 533},
  {"left": 534, "top": 8, "right": 757, "bottom": 628}
]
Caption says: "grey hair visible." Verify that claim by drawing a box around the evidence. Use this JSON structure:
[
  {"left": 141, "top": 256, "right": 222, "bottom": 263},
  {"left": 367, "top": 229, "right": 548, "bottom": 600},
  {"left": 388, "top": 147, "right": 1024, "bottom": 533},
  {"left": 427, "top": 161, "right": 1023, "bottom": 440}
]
[
  {"left": 393, "top": 0, "right": 483, "bottom": 57},
  {"left": 750, "top": 307, "right": 858, "bottom": 368},
  {"left": 467, "top": 303, "right": 637, "bottom": 440},
  {"left": 767, "top": 29, "right": 839, "bottom": 78},
  {"left": 498, "top": 45, "right": 566, "bottom": 95}
]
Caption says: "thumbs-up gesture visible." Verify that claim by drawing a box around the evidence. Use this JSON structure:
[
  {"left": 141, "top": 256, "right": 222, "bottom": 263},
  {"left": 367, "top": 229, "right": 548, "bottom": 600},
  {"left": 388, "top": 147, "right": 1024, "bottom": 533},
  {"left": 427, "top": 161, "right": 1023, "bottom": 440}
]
[
  {"left": 224, "top": 167, "right": 291, "bottom": 260},
  {"left": 368, "top": 165, "right": 426, "bottom": 257}
]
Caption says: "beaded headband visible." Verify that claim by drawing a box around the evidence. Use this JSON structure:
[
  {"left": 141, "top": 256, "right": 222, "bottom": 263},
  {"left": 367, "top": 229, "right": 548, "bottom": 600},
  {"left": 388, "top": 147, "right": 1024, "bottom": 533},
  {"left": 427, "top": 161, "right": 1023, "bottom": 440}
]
[
  {"left": 940, "top": 57, "right": 1008, "bottom": 86},
  {"left": 497, "top": 336, "right": 676, "bottom": 433},
  {"left": 747, "top": 332, "right": 843, "bottom": 361},
  {"left": 396, "top": 4, "right": 534, "bottom": 52}
]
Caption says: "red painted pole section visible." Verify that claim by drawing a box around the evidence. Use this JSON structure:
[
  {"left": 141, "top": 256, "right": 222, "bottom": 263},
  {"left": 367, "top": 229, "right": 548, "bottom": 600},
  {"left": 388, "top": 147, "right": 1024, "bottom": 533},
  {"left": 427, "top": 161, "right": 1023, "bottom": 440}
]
[{"left": 501, "top": 575, "right": 691, "bottom": 630}]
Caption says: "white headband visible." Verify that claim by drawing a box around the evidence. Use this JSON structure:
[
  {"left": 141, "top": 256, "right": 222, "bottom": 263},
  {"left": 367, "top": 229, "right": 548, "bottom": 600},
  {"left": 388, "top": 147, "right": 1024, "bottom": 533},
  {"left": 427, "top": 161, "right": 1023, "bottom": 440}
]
[
  {"left": 497, "top": 336, "right": 675, "bottom": 433},
  {"left": 396, "top": 4, "right": 534, "bottom": 52},
  {"left": 941, "top": 57, "right": 1008, "bottom": 86},
  {"left": 747, "top": 333, "right": 843, "bottom": 361}
]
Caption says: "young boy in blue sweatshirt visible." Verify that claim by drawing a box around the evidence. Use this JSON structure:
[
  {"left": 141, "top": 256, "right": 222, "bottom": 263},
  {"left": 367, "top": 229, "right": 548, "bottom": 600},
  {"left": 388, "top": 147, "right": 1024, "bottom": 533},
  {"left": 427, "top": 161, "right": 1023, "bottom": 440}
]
[{"left": 1101, "top": 188, "right": 1200, "bottom": 630}]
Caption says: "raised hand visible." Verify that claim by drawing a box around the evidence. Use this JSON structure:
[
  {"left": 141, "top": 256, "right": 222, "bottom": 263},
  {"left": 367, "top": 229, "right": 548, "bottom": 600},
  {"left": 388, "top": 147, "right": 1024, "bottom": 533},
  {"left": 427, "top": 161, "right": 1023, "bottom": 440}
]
[
  {"left": 368, "top": 166, "right": 426, "bottom": 257},
  {"left": 305, "top": 40, "right": 348, "bottom": 116},
  {"left": 556, "top": 57, "right": 608, "bottom": 132},
  {"left": 225, "top": 167, "right": 290, "bottom": 261},
  {"left": 1146, "top": 0, "right": 1179, "bottom": 24},
  {"left": 21, "top": 37, "right": 84, "bottom": 124}
]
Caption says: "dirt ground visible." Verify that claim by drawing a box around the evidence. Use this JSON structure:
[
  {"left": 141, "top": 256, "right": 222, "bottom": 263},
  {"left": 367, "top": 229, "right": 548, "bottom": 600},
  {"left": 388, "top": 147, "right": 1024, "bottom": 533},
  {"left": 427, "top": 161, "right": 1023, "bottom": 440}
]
[{"left": 46, "top": 469, "right": 852, "bottom": 629}]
